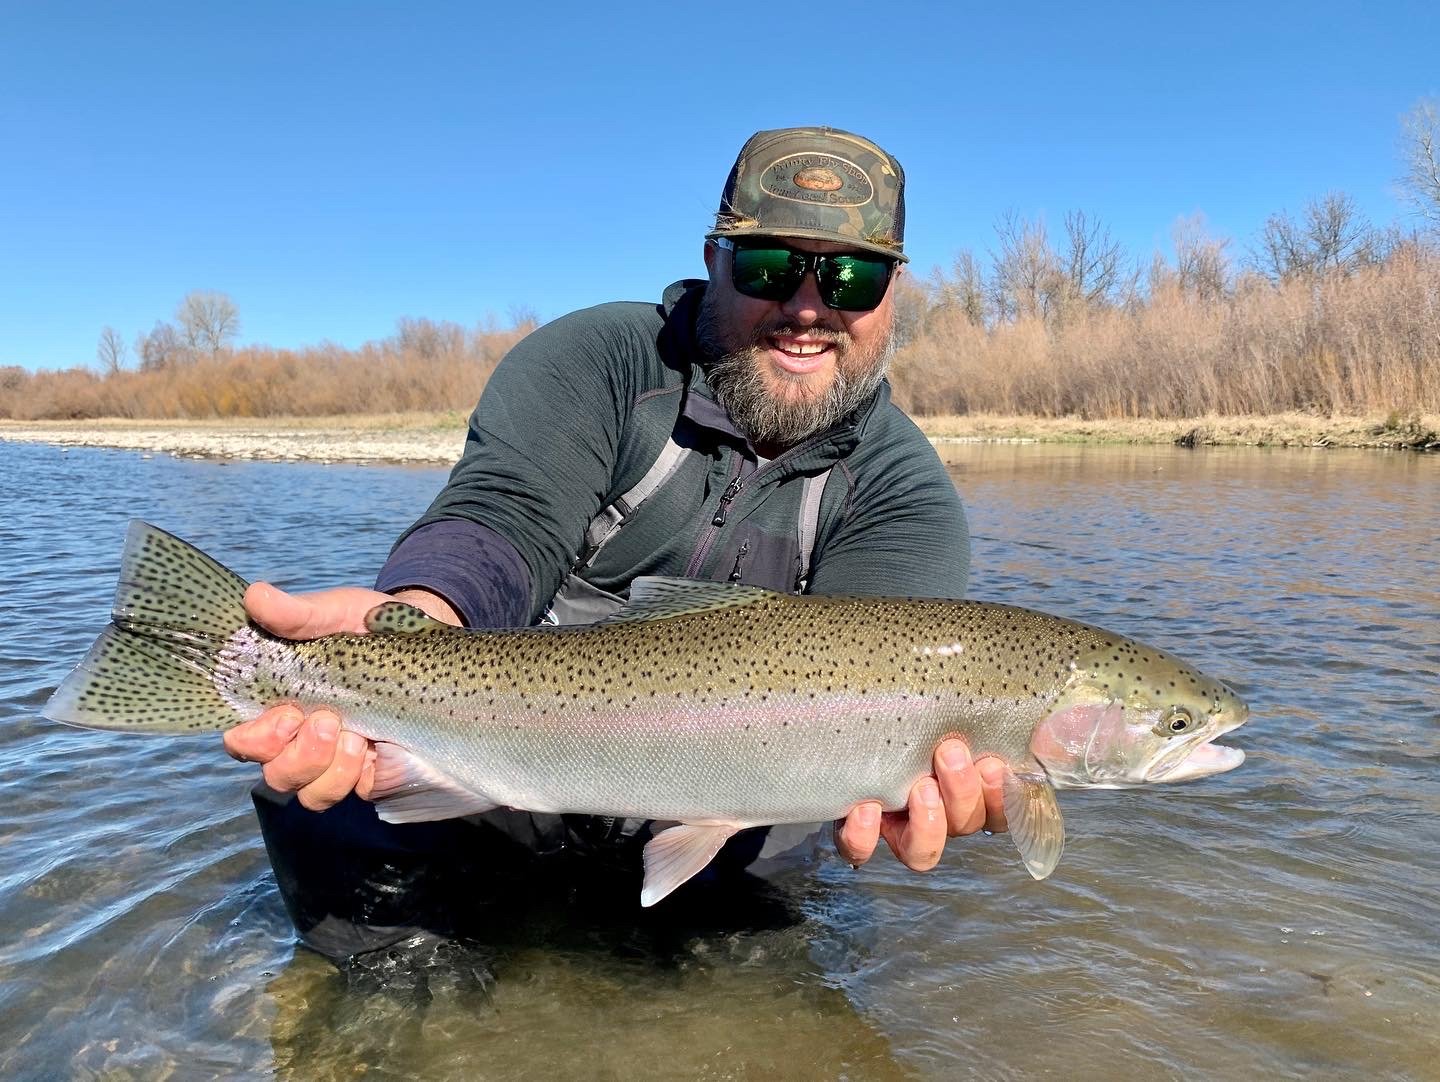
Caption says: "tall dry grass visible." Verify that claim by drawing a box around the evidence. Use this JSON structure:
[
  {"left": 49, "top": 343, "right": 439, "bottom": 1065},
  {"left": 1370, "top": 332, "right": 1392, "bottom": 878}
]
[
  {"left": 4, "top": 242, "right": 1438, "bottom": 422},
  {"left": 889, "top": 242, "right": 1440, "bottom": 418},
  {"left": 0, "top": 318, "right": 533, "bottom": 421}
]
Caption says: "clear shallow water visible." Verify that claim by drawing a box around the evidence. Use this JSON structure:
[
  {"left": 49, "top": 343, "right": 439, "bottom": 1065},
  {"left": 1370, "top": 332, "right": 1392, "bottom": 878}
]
[{"left": 1, "top": 439, "right": 1436, "bottom": 1079}]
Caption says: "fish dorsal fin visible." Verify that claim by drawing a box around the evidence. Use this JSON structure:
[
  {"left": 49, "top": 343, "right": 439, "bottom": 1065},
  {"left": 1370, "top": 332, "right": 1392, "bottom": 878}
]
[
  {"left": 364, "top": 601, "right": 451, "bottom": 635},
  {"left": 601, "top": 577, "right": 778, "bottom": 626}
]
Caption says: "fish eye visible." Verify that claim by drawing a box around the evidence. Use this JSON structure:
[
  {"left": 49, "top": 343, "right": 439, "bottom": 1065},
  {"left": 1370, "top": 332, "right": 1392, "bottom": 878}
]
[{"left": 1155, "top": 707, "right": 1194, "bottom": 736}]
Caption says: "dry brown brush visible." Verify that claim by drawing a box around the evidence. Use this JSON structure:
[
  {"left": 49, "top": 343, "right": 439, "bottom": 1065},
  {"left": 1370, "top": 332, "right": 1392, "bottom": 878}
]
[
  {"left": 890, "top": 241, "right": 1440, "bottom": 418},
  {"left": 0, "top": 317, "right": 534, "bottom": 420}
]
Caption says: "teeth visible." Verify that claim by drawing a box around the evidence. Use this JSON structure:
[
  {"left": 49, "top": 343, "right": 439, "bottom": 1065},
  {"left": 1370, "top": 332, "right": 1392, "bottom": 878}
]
[{"left": 775, "top": 341, "right": 826, "bottom": 356}]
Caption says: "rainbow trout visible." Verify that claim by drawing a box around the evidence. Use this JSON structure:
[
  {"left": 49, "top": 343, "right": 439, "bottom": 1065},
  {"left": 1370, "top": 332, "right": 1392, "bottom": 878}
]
[{"left": 46, "top": 523, "right": 1248, "bottom": 905}]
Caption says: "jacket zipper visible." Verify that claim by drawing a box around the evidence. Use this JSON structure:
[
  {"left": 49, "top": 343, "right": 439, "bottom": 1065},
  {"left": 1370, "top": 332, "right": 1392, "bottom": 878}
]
[
  {"left": 682, "top": 431, "right": 833, "bottom": 579},
  {"left": 728, "top": 539, "right": 750, "bottom": 581},
  {"left": 683, "top": 456, "right": 745, "bottom": 577}
]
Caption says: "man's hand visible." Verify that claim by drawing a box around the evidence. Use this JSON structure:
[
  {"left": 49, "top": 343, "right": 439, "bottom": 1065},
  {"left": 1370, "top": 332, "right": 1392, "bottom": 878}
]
[
  {"left": 222, "top": 582, "right": 460, "bottom": 811},
  {"left": 834, "top": 739, "right": 1008, "bottom": 871}
]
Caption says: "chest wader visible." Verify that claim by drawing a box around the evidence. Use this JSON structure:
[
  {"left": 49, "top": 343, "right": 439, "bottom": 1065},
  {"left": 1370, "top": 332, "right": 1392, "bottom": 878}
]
[
  {"left": 538, "top": 434, "right": 835, "bottom": 860},
  {"left": 253, "top": 439, "right": 835, "bottom": 961}
]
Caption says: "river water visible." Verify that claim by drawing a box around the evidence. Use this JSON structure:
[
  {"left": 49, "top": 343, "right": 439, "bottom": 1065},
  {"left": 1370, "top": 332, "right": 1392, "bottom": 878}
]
[{"left": 1, "top": 439, "right": 1436, "bottom": 1080}]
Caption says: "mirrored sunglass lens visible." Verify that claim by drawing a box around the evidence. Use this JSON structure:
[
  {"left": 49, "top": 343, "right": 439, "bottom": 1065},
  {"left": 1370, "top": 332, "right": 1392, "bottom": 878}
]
[
  {"left": 732, "top": 248, "right": 803, "bottom": 299},
  {"left": 819, "top": 256, "right": 891, "bottom": 310}
]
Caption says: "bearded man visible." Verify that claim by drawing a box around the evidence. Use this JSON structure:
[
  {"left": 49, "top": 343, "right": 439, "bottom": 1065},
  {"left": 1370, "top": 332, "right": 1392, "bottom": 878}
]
[{"left": 226, "top": 127, "right": 1005, "bottom": 960}]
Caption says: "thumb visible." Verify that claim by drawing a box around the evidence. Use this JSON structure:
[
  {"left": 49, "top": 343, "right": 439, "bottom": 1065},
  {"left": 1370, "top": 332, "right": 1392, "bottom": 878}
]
[{"left": 244, "top": 582, "right": 325, "bottom": 639}]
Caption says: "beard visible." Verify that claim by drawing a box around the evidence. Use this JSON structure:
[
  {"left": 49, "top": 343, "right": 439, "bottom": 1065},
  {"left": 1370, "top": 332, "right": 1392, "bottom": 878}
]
[{"left": 695, "top": 296, "right": 894, "bottom": 449}]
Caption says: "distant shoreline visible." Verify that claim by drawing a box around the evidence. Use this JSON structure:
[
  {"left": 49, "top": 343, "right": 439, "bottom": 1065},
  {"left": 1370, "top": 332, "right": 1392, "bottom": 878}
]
[{"left": 1, "top": 411, "right": 1435, "bottom": 464}]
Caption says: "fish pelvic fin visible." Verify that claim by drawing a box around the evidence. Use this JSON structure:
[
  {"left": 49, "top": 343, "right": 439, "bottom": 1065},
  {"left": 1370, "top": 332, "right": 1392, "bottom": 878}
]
[
  {"left": 44, "top": 522, "right": 252, "bottom": 733},
  {"left": 1002, "top": 770, "right": 1065, "bottom": 880},
  {"left": 640, "top": 821, "right": 743, "bottom": 906},
  {"left": 369, "top": 742, "right": 499, "bottom": 823}
]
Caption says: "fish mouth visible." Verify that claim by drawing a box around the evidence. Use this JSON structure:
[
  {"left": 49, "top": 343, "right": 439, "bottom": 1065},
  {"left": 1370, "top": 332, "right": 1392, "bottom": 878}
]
[{"left": 1145, "top": 739, "right": 1246, "bottom": 783}]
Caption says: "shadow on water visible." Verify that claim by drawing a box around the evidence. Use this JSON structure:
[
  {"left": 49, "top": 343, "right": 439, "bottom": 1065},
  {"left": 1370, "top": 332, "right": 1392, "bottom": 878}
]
[{"left": 263, "top": 857, "right": 912, "bottom": 1082}]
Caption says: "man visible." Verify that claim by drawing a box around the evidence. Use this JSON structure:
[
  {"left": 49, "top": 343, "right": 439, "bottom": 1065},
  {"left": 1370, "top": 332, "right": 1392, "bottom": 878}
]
[{"left": 227, "top": 127, "right": 1007, "bottom": 957}]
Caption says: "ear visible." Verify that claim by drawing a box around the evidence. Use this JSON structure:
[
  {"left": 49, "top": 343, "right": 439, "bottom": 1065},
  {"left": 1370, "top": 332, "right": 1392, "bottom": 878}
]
[{"left": 703, "top": 239, "right": 719, "bottom": 277}]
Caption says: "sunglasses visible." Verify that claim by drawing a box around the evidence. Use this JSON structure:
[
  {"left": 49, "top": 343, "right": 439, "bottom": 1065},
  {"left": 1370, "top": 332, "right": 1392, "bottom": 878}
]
[{"left": 714, "top": 237, "right": 897, "bottom": 312}]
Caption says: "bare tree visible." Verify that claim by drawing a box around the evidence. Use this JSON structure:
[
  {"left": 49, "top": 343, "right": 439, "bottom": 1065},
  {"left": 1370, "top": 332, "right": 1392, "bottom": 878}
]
[
  {"left": 135, "top": 321, "right": 185, "bottom": 370},
  {"left": 1060, "top": 210, "right": 1131, "bottom": 309},
  {"left": 1250, "top": 193, "right": 1375, "bottom": 280},
  {"left": 929, "top": 249, "right": 988, "bottom": 326},
  {"left": 990, "top": 211, "right": 1062, "bottom": 322},
  {"left": 1306, "top": 192, "right": 1377, "bottom": 273},
  {"left": 888, "top": 274, "right": 930, "bottom": 349},
  {"left": 175, "top": 291, "right": 240, "bottom": 355},
  {"left": 96, "top": 326, "right": 127, "bottom": 375},
  {"left": 1252, "top": 209, "right": 1311, "bottom": 280},
  {"left": 1399, "top": 98, "right": 1440, "bottom": 231},
  {"left": 1170, "top": 214, "right": 1231, "bottom": 300}
]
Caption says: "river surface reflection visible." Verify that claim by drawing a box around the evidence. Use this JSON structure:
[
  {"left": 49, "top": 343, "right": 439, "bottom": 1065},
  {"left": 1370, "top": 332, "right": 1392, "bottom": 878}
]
[{"left": 1, "top": 440, "right": 1435, "bottom": 1079}]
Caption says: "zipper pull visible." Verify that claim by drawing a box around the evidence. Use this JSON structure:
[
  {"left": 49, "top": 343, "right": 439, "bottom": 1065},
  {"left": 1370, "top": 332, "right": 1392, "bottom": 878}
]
[
  {"left": 712, "top": 477, "right": 743, "bottom": 526},
  {"left": 728, "top": 539, "right": 750, "bottom": 582}
]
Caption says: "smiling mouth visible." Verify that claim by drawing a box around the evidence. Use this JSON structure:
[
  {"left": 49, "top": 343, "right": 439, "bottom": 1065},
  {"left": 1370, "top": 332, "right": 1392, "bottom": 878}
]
[{"left": 766, "top": 336, "right": 834, "bottom": 374}]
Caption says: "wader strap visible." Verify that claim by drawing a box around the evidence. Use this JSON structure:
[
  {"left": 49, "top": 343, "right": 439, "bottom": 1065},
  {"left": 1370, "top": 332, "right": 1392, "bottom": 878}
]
[
  {"left": 795, "top": 466, "right": 834, "bottom": 592},
  {"left": 577, "top": 436, "right": 690, "bottom": 568}
]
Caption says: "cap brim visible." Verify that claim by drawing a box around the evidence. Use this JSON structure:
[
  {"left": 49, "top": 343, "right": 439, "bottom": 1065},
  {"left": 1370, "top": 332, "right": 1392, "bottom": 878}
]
[{"left": 706, "top": 225, "right": 908, "bottom": 263}]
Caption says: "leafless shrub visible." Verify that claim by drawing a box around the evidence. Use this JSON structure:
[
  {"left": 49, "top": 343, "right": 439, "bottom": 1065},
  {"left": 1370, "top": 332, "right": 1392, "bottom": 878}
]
[{"left": 1399, "top": 97, "right": 1440, "bottom": 231}]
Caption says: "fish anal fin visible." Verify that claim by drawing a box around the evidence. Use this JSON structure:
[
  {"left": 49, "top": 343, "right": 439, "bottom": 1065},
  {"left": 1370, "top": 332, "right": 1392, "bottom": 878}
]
[
  {"left": 1002, "top": 770, "right": 1065, "bottom": 880},
  {"left": 640, "top": 821, "right": 743, "bottom": 906},
  {"left": 364, "top": 601, "right": 452, "bottom": 635},
  {"left": 368, "top": 741, "right": 498, "bottom": 823}
]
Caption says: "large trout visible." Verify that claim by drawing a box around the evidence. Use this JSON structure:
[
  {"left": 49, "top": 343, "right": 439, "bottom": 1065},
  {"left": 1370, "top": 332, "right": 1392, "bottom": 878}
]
[{"left": 46, "top": 522, "right": 1249, "bottom": 905}]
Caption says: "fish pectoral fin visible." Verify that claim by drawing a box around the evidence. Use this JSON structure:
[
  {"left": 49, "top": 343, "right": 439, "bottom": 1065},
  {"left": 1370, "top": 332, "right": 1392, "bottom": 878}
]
[
  {"left": 640, "top": 822, "right": 743, "bottom": 907},
  {"left": 368, "top": 741, "right": 499, "bottom": 823},
  {"left": 1002, "top": 770, "right": 1065, "bottom": 880},
  {"left": 363, "top": 601, "right": 452, "bottom": 635}
]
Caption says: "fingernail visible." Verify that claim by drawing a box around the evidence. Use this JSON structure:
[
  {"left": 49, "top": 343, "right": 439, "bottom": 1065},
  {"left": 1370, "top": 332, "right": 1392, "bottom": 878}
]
[
  {"left": 920, "top": 779, "right": 941, "bottom": 809},
  {"left": 857, "top": 804, "right": 879, "bottom": 828},
  {"left": 276, "top": 710, "right": 303, "bottom": 741},
  {"left": 313, "top": 714, "right": 339, "bottom": 742},
  {"left": 940, "top": 742, "right": 971, "bottom": 771},
  {"left": 340, "top": 731, "right": 364, "bottom": 756}
]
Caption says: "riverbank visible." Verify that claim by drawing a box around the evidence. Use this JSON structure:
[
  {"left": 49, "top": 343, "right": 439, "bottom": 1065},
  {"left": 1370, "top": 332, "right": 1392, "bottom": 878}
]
[{"left": 1, "top": 410, "right": 1436, "bottom": 464}]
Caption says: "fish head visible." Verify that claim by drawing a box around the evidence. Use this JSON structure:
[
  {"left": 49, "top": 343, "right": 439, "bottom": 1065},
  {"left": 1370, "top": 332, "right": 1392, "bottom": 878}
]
[{"left": 1029, "top": 638, "right": 1249, "bottom": 789}]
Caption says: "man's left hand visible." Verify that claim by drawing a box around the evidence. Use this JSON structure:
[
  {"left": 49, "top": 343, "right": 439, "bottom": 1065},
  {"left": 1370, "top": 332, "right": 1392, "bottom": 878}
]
[{"left": 834, "top": 739, "right": 1008, "bottom": 871}]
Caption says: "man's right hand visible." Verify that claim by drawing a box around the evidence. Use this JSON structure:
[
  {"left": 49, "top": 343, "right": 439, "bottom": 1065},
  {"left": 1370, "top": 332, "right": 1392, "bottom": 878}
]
[{"left": 223, "top": 582, "right": 460, "bottom": 811}]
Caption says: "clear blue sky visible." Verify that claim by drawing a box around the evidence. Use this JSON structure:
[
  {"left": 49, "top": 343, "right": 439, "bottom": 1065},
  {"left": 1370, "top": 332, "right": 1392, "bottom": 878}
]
[{"left": 3, "top": 0, "right": 1436, "bottom": 370}]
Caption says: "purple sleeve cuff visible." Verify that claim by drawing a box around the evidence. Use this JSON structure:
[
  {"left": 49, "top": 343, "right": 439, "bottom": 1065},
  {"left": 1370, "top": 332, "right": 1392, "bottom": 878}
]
[{"left": 374, "top": 519, "right": 532, "bottom": 629}]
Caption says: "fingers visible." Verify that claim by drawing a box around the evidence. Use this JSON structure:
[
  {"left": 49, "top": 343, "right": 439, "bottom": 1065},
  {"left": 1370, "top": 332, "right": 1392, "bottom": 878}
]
[
  {"left": 224, "top": 704, "right": 304, "bottom": 764},
  {"left": 295, "top": 727, "right": 368, "bottom": 812},
  {"left": 880, "top": 777, "right": 947, "bottom": 871},
  {"left": 975, "top": 756, "right": 1009, "bottom": 833},
  {"left": 834, "top": 802, "right": 882, "bottom": 866},
  {"left": 249, "top": 709, "right": 360, "bottom": 811},
  {"left": 934, "top": 739, "right": 987, "bottom": 837}
]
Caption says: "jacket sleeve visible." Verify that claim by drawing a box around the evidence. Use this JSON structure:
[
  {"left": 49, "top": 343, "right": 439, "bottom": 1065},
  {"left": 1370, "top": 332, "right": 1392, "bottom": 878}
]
[
  {"left": 386, "top": 306, "right": 646, "bottom": 623},
  {"left": 805, "top": 428, "right": 970, "bottom": 600}
]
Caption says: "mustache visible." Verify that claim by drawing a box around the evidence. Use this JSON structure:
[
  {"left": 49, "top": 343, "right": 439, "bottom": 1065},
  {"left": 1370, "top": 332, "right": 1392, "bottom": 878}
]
[{"left": 747, "top": 321, "right": 847, "bottom": 347}]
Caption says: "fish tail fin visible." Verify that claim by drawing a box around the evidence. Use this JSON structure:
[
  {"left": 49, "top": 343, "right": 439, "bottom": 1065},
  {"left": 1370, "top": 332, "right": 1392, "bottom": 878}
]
[{"left": 44, "top": 521, "right": 254, "bottom": 733}]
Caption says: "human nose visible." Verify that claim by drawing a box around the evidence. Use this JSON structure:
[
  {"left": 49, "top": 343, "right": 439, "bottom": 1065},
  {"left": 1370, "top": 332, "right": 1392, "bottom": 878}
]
[{"left": 779, "top": 268, "right": 832, "bottom": 325}]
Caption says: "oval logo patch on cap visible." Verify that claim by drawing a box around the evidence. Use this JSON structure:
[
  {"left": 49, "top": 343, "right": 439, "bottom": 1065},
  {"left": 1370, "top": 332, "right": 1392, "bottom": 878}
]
[
  {"left": 761, "top": 154, "right": 873, "bottom": 207},
  {"left": 793, "top": 166, "right": 844, "bottom": 192}
]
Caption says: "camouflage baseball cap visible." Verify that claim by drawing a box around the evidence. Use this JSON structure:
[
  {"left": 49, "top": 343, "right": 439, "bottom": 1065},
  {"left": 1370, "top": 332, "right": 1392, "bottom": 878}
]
[{"left": 707, "top": 126, "right": 908, "bottom": 262}]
